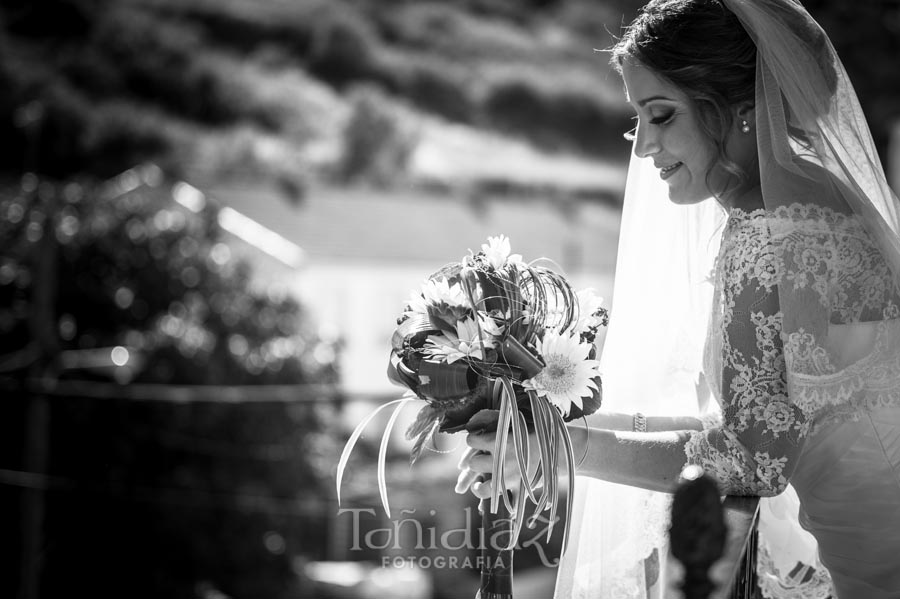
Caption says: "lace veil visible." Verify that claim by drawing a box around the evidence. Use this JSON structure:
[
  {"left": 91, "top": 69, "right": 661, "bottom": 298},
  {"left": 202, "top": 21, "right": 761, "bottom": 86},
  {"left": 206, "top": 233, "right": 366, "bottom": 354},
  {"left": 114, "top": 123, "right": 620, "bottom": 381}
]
[{"left": 555, "top": 0, "right": 900, "bottom": 597}]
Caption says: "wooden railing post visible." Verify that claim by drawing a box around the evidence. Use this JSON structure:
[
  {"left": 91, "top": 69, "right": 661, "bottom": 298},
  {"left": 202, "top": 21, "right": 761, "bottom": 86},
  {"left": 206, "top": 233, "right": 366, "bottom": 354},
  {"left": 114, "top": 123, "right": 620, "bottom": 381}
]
[
  {"left": 729, "top": 513, "right": 759, "bottom": 599},
  {"left": 717, "top": 496, "right": 760, "bottom": 599}
]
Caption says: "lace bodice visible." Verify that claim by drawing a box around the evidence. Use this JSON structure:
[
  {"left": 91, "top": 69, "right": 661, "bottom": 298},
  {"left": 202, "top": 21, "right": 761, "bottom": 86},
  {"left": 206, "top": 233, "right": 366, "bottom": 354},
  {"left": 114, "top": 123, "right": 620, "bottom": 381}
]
[{"left": 684, "top": 203, "right": 900, "bottom": 495}]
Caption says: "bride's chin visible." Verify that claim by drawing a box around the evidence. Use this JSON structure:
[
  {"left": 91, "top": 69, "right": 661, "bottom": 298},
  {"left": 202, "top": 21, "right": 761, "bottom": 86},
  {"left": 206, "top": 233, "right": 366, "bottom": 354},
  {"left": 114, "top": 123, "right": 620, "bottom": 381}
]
[{"left": 666, "top": 187, "right": 709, "bottom": 205}]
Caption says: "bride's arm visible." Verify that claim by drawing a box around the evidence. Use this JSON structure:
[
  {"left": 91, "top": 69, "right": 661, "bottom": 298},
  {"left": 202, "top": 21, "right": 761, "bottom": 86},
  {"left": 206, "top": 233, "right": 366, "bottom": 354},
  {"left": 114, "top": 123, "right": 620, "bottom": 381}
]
[
  {"left": 465, "top": 425, "right": 695, "bottom": 494},
  {"left": 587, "top": 411, "right": 704, "bottom": 432},
  {"left": 569, "top": 427, "right": 696, "bottom": 492}
]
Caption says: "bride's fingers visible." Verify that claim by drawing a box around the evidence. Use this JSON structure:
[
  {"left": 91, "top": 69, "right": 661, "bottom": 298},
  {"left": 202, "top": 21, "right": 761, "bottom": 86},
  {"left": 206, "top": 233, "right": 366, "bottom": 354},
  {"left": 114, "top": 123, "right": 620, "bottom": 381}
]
[
  {"left": 459, "top": 448, "right": 491, "bottom": 474},
  {"left": 466, "top": 432, "right": 495, "bottom": 452},
  {"left": 457, "top": 446, "right": 479, "bottom": 469},
  {"left": 455, "top": 468, "right": 482, "bottom": 494},
  {"left": 469, "top": 451, "right": 525, "bottom": 477},
  {"left": 468, "top": 452, "right": 498, "bottom": 474},
  {"left": 471, "top": 479, "right": 493, "bottom": 500}
]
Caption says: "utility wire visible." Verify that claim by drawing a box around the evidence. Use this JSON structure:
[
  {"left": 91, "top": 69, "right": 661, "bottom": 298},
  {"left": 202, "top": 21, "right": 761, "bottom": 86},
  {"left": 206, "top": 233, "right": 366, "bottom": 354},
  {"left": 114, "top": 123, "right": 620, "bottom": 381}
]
[
  {"left": 1, "top": 377, "right": 397, "bottom": 404},
  {"left": 0, "top": 467, "right": 339, "bottom": 516}
]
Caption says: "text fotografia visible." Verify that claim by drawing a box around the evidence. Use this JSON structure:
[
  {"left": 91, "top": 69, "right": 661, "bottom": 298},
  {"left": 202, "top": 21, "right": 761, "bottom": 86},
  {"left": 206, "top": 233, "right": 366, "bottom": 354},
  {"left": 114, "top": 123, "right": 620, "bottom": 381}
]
[
  {"left": 338, "top": 507, "right": 561, "bottom": 567},
  {"left": 384, "top": 555, "right": 509, "bottom": 570}
]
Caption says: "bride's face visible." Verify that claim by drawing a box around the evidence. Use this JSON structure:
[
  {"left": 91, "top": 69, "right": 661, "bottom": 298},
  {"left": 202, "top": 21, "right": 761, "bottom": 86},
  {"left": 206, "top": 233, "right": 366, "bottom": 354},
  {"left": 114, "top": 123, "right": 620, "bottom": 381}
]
[{"left": 621, "top": 59, "right": 726, "bottom": 205}]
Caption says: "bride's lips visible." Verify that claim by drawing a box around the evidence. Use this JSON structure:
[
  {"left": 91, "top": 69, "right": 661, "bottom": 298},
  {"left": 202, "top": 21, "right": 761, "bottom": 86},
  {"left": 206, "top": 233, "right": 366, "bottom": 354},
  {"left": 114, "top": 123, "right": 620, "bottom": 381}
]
[{"left": 659, "top": 162, "right": 683, "bottom": 180}]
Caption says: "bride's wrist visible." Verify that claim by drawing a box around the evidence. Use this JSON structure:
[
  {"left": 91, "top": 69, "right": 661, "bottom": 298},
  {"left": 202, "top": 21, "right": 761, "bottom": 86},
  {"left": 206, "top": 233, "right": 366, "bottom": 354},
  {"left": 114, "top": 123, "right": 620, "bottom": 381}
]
[{"left": 585, "top": 410, "right": 633, "bottom": 431}]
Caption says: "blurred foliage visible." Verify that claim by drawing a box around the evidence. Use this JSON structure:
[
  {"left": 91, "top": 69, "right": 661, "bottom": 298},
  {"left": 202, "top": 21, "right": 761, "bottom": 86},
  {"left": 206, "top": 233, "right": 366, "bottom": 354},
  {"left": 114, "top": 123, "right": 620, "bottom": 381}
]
[
  {"left": 0, "top": 166, "right": 338, "bottom": 384},
  {"left": 0, "top": 0, "right": 896, "bottom": 186},
  {"left": 0, "top": 166, "right": 342, "bottom": 599},
  {"left": 337, "top": 85, "right": 420, "bottom": 186}
]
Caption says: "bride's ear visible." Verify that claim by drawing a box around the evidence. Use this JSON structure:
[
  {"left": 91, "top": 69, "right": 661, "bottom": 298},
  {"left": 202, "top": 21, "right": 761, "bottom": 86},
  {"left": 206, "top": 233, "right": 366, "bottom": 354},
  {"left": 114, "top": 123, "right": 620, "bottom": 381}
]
[{"left": 735, "top": 102, "right": 756, "bottom": 132}]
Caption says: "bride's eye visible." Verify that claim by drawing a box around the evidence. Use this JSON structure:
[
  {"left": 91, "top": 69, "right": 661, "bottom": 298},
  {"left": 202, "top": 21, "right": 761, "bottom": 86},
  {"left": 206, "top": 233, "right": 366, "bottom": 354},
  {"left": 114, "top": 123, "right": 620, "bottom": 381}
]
[{"left": 624, "top": 112, "right": 674, "bottom": 141}]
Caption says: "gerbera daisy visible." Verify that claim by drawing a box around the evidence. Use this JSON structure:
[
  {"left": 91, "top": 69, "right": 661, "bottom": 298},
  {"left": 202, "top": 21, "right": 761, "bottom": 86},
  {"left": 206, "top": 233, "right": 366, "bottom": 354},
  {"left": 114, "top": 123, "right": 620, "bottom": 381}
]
[
  {"left": 404, "top": 277, "right": 468, "bottom": 315},
  {"left": 523, "top": 331, "right": 600, "bottom": 416}
]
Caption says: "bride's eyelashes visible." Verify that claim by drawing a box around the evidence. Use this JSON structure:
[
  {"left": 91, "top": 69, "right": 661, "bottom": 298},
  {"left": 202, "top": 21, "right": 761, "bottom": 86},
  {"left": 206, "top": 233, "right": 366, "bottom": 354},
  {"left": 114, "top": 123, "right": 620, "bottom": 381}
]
[
  {"left": 650, "top": 112, "right": 675, "bottom": 126},
  {"left": 623, "top": 113, "right": 676, "bottom": 141},
  {"left": 624, "top": 116, "right": 638, "bottom": 141}
]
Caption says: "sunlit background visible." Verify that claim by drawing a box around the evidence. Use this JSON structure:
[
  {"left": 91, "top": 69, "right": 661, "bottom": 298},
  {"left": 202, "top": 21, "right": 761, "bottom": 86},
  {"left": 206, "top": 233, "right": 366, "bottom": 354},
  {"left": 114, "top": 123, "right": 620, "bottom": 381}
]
[{"left": 1, "top": 1, "right": 897, "bottom": 598}]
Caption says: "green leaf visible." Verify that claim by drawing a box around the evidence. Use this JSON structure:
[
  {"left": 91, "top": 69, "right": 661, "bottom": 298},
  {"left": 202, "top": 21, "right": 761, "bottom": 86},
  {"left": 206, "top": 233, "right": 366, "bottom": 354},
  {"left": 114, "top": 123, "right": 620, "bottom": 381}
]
[
  {"left": 377, "top": 398, "right": 414, "bottom": 517},
  {"left": 405, "top": 404, "right": 440, "bottom": 440},
  {"left": 408, "top": 415, "right": 441, "bottom": 467},
  {"left": 336, "top": 397, "right": 415, "bottom": 507}
]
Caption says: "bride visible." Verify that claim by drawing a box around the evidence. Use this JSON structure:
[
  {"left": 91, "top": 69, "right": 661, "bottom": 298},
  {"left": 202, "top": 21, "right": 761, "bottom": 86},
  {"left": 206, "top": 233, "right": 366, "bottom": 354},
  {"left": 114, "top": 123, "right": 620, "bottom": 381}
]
[{"left": 457, "top": 0, "right": 900, "bottom": 597}]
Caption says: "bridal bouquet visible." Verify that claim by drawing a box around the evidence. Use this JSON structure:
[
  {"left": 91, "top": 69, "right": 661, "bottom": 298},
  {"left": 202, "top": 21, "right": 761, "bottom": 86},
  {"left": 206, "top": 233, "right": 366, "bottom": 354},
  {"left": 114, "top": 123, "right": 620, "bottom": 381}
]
[{"left": 337, "top": 235, "right": 607, "bottom": 597}]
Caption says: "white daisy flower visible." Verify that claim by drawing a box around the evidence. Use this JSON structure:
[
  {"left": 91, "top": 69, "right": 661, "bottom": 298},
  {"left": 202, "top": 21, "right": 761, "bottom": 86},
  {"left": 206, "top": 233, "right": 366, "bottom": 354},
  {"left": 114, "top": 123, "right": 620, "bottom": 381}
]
[
  {"left": 523, "top": 331, "right": 600, "bottom": 416},
  {"left": 480, "top": 235, "right": 522, "bottom": 270},
  {"left": 422, "top": 318, "right": 487, "bottom": 363}
]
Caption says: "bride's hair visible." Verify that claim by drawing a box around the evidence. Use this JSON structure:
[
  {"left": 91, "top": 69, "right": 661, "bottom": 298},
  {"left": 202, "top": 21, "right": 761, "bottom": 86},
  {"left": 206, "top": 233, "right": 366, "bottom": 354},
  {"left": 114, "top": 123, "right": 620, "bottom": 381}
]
[{"left": 610, "top": 0, "right": 756, "bottom": 195}]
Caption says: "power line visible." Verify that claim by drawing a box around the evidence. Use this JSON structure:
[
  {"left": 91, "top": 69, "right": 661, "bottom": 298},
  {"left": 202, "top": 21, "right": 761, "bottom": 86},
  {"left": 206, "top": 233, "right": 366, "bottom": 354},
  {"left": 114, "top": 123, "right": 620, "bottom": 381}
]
[
  {"left": 2, "top": 377, "right": 398, "bottom": 404},
  {"left": 0, "top": 467, "right": 335, "bottom": 516}
]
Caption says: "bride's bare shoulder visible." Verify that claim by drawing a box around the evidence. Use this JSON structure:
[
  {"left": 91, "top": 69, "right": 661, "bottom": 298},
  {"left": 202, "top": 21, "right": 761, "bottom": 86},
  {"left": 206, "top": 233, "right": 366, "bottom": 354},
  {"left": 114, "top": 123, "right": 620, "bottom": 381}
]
[{"left": 776, "top": 160, "right": 855, "bottom": 214}]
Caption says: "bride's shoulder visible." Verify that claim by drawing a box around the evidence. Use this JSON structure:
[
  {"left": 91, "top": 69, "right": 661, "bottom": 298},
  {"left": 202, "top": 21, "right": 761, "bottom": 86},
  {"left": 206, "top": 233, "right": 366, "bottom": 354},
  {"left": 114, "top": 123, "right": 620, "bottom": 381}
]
[
  {"left": 759, "top": 160, "right": 854, "bottom": 217},
  {"left": 728, "top": 162, "right": 860, "bottom": 231}
]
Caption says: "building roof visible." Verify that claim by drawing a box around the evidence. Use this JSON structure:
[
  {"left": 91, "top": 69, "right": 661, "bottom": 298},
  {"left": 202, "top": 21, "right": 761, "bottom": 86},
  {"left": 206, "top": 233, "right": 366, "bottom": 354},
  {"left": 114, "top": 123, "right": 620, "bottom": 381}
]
[{"left": 193, "top": 178, "right": 623, "bottom": 276}]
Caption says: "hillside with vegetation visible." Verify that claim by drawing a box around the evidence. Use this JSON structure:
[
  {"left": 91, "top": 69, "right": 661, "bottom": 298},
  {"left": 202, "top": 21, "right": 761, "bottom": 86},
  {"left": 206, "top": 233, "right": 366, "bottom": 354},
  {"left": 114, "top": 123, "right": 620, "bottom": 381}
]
[
  {"left": 1, "top": 0, "right": 897, "bottom": 199},
  {"left": 0, "top": 0, "right": 645, "bottom": 198}
]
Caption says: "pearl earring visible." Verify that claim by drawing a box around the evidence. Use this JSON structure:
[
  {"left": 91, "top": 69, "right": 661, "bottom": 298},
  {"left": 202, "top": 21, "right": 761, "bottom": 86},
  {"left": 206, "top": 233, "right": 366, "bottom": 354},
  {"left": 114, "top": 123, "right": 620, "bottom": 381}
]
[{"left": 741, "top": 120, "right": 751, "bottom": 133}]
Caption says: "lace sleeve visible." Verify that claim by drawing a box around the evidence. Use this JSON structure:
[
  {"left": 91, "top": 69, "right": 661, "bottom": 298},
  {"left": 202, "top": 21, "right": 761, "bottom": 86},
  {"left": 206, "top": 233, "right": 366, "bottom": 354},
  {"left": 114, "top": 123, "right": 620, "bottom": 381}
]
[{"left": 684, "top": 217, "right": 808, "bottom": 496}]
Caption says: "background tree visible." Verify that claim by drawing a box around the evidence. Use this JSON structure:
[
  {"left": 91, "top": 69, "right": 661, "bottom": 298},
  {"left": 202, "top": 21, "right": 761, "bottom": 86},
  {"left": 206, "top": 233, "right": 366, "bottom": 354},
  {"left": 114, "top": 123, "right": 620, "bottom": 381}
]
[{"left": 0, "top": 166, "right": 342, "bottom": 599}]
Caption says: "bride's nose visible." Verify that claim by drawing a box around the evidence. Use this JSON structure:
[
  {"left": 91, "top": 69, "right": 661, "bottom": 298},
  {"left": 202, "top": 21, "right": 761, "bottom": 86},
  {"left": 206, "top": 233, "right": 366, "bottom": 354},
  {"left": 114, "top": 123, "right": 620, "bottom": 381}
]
[{"left": 633, "top": 121, "right": 662, "bottom": 158}]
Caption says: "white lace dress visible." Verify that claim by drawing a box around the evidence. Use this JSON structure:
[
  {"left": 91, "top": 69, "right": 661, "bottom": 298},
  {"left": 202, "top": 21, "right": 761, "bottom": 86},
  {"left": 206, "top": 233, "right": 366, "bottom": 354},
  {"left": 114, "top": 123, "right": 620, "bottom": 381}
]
[{"left": 685, "top": 203, "right": 900, "bottom": 599}]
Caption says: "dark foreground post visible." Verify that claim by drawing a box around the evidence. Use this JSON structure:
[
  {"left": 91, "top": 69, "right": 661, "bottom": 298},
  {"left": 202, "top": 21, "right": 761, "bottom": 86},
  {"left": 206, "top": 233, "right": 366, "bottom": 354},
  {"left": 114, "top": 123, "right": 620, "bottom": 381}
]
[
  {"left": 670, "top": 465, "right": 728, "bottom": 599},
  {"left": 477, "top": 495, "right": 514, "bottom": 599}
]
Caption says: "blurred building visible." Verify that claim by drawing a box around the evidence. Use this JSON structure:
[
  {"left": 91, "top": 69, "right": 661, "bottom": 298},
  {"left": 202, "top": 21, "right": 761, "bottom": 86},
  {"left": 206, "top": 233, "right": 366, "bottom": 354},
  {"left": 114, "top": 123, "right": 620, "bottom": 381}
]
[{"left": 190, "top": 177, "right": 623, "bottom": 397}]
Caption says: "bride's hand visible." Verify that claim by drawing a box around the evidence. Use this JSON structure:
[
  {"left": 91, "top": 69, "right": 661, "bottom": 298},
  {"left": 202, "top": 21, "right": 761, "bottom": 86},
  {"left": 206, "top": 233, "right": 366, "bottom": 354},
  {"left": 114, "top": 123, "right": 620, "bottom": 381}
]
[{"left": 455, "top": 428, "right": 539, "bottom": 500}]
